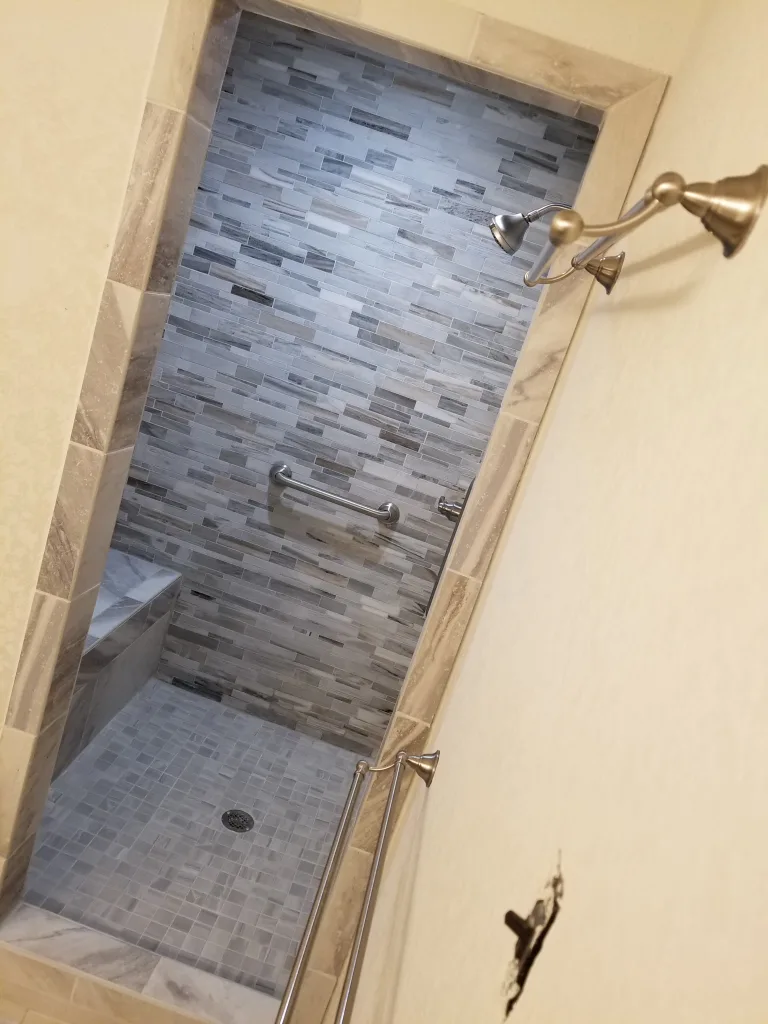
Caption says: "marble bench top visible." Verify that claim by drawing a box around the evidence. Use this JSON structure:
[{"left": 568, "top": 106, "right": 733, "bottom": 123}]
[{"left": 86, "top": 550, "right": 180, "bottom": 651}]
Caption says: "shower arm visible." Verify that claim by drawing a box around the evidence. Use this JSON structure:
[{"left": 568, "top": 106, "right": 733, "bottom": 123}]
[{"left": 523, "top": 194, "right": 661, "bottom": 286}]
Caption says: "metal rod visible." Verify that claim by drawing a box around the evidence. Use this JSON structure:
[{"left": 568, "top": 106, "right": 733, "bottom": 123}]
[
  {"left": 334, "top": 753, "right": 407, "bottom": 1024},
  {"left": 270, "top": 463, "right": 400, "bottom": 525},
  {"left": 276, "top": 761, "right": 370, "bottom": 1024},
  {"left": 333, "top": 750, "right": 440, "bottom": 1024},
  {"left": 570, "top": 197, "right": 659, "bottom": 267}
]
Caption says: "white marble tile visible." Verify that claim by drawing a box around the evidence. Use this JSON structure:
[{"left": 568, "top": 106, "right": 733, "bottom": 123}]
[
  {"left": 0, "top": 903, "right": 159, "bottom": 991},
  {"left": 143, "top": 958, "right": 279, "bottom": 1024}
]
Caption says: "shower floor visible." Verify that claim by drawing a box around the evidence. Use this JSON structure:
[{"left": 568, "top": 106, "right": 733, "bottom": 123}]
[{"left": 26, "top": 679, "right": 359, "bottom": 996}]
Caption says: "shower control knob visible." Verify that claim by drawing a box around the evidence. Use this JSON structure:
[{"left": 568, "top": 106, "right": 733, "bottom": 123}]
[{"left": 437, "top": 496, "right": 463, "bottom": 523}]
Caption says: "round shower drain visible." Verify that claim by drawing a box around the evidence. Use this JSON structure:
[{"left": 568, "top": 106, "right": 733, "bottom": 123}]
[{"left": 221, "top": 809, "right": 255, "bottom": 833}]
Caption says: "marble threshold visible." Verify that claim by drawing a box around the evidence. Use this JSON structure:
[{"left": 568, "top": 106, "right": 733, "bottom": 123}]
[{"left": 0, "top": 904, "right": 279, "bottom": 1024}]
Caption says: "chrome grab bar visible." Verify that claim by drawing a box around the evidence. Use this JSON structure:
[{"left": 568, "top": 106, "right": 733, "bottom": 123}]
[
  {"left": 270, "top": 462, "right": 400, "bottom": 525},
  {"left": 275, "top": 750, "right": 440, "bottom": 1024}
]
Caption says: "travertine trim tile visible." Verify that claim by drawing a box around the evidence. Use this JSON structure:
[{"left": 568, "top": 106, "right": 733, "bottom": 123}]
[
  {"left": 36, "top": 445, "right": 104, "bottom": 600},
  {"left": 147, "top": 0, "right": 216, "bottom": 115},
  {"left": 71, "top": 282, "right": 143, "bottom": 452},
  {"left": 71, "top": 974, "right": 206, "bottom": 1023},
  {"left": 71, "top": 447, "right": 134, "bottom": 599},
  {"left": 287, "top": 968, "right": 337, "bottom": 1024},
  {"left": 0, "top": 715, "right": 66, "bottom": 860},
  {"left": 0, "top": 945, "right": 75, "bottom": 1000},
  {"left": 348, "top": 714, "right": 429, "bottom": 856},
  {"left": 5, "top": 594, "right": 68, "bottom": 733},
  {"left": 189, "top": 0, "right": 241, "bottom": 129},
  {"left": 501, "top": 268, "right": 592, "bottom": 423},
  {"left": 306, "top": 846, "right": 372, "bottom": 978},
  {"left": 471, "top": 16, "right": 659, "bottom": 106},
  {"left": 109, "top": 292, "right": 171, "bottom": 451},
  {"left": 397, "top": 571, "right": 482, "bottom": 724},
  {"left": 448, "top": 414, "right": 538, "bottom": 580},
  {"left": 6, "top": 587, "right": 98, "bottom": 735},
  {"left": 108, "top": 104, "right": 184, "bottom": 292},
  {"left": 0, "top": 834, "right": 35, "bottom": 919},
  {"left": 0, "top": 726, "right": 34, "bottom": 857},
  {"left": 147, "top": 116, "right": 211, "bottom": 294}
]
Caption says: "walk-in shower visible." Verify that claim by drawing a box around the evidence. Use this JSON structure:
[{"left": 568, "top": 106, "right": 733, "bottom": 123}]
[{"left": 12, "top": 9, "right": 596, "bottom": 1016}]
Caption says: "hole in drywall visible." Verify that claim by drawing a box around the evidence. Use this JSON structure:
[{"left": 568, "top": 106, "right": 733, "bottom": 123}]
[{"left": 503, "top": 866, "right": 563, "bottom": 1016}]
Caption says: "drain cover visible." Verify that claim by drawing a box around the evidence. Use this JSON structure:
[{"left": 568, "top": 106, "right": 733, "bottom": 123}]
[{"left": 221, "top": 809, "right": 255, "bottom": 833}]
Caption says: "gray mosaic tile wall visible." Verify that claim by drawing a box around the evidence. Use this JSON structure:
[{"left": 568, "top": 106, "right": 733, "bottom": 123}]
[{"left": 113, "top": 12, "right": 595, "bottom": 754}]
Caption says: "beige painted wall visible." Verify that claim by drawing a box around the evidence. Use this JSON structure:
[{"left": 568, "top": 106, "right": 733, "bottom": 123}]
[
  {"left": 0, "top": 0, "right": 167, "bottom": 709},
  {"left": 354, "top": 0, "right": 768, "bottom": 1021}
]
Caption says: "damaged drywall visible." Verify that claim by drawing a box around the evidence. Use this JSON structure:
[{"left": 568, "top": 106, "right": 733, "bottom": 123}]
[{"left": 503, "top": 867, "right": 563, "bottom": 1016}]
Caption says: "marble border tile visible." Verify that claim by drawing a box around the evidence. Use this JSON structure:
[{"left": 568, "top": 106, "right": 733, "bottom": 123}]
[
  {"left": 0, "top": 905, "right": 158, "bottom": 993},
  {"left": 143, "top": 957, "right": 280, "bottom": 1024},
  {"left": 0, "top": 903, "right": 278, "bottom": 1023}
]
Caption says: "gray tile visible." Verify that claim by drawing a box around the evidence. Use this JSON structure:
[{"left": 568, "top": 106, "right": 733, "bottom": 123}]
[
  {"left": 28, "top": 679, "right": 358, "bottom": 997},
  {"left": 110, "top": 13, "right": 593, "bottom": 753}
]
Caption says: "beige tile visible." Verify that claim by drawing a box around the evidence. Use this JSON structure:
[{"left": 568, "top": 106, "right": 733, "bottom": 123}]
[
  {"left": 71, "top": 282, "right": 143, "bottom": 452},
  {"left": 5, "top": 594, "right": 68, "bottom": 733},
  {"left": 142, "top": 956, "right": 279, "bottom": 1023},
  {"left": 71, "top": 447, "right": 134, "bottom": 598},
  {"left": 471, "top": 16, "right": 658, "bottom": 107},
  {"left": 349, "top": 715, "right": 430, "bottom": 856},
  {"left": 0, "top": 716, "right": 66, "bottom": 860},
  {"left": 307, "top": 846, "right": 372, "bottom": 978},
  {"left": 109, "top": 292, "right": 171, "bottom": 451},
  {"left": 276, "top": 0, "right": 360, "bottom": 18},
  {"left": 396, "top": 571, "right": 481, "bottom": 727},
  {"left": 287, "top": 968, "right": 336, "bottom": 1024},
  {"left": 147, "top": 116, "right": 211, "bottom": 294},
  {"left": 147, "top": 0, "right": 215, "bottom": 114},
  {"left": 0, "top": 982, "right": 119, "bottom": 1024},
  {"left": 0, "top": 996, "right": 25, "bottom": 1022},
  {"left": 0, "top": 728, "right": 35, "bottom": 859},
  {"left": 108, "top": 104, "right": 184, "bottom": 291},
  {"left": 0, "top": 948, "right": 73, "bottom": 1001},
  {"left": 36, "top": 445, "right": 103, "bottom": 600},
  {"left": 448, "top": 414, "right": 537, "bottom": 581},
  {"left": 359, "top": 0, "right": 478, "bottom": 58},
  {"left": 72, "top": 976, "right": 206, "bottom": 1023},
  {"left": 0, "top": 835, "right": 35, "bottom": 919},
  {"left": 501, "top": 268, "right": 593, "bottom": 424},
  {"left": 189, "top": 0, "right": 241, "bottom": 129},
  {"left": 5, "top": 586, "right": 97, "bottom": 738},
  {"left": 39, "top": 587, "right": 99, "bottom": 732}
]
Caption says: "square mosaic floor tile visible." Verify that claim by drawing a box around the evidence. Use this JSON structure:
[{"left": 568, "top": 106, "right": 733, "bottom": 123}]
[{"left": 27, "top": 679, "right": 360, "bottom": 996}]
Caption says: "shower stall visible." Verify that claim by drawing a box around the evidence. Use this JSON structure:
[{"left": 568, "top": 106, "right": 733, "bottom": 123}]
[{"left": 8, "top": 10, "right": 596, "bottom": 1017}]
